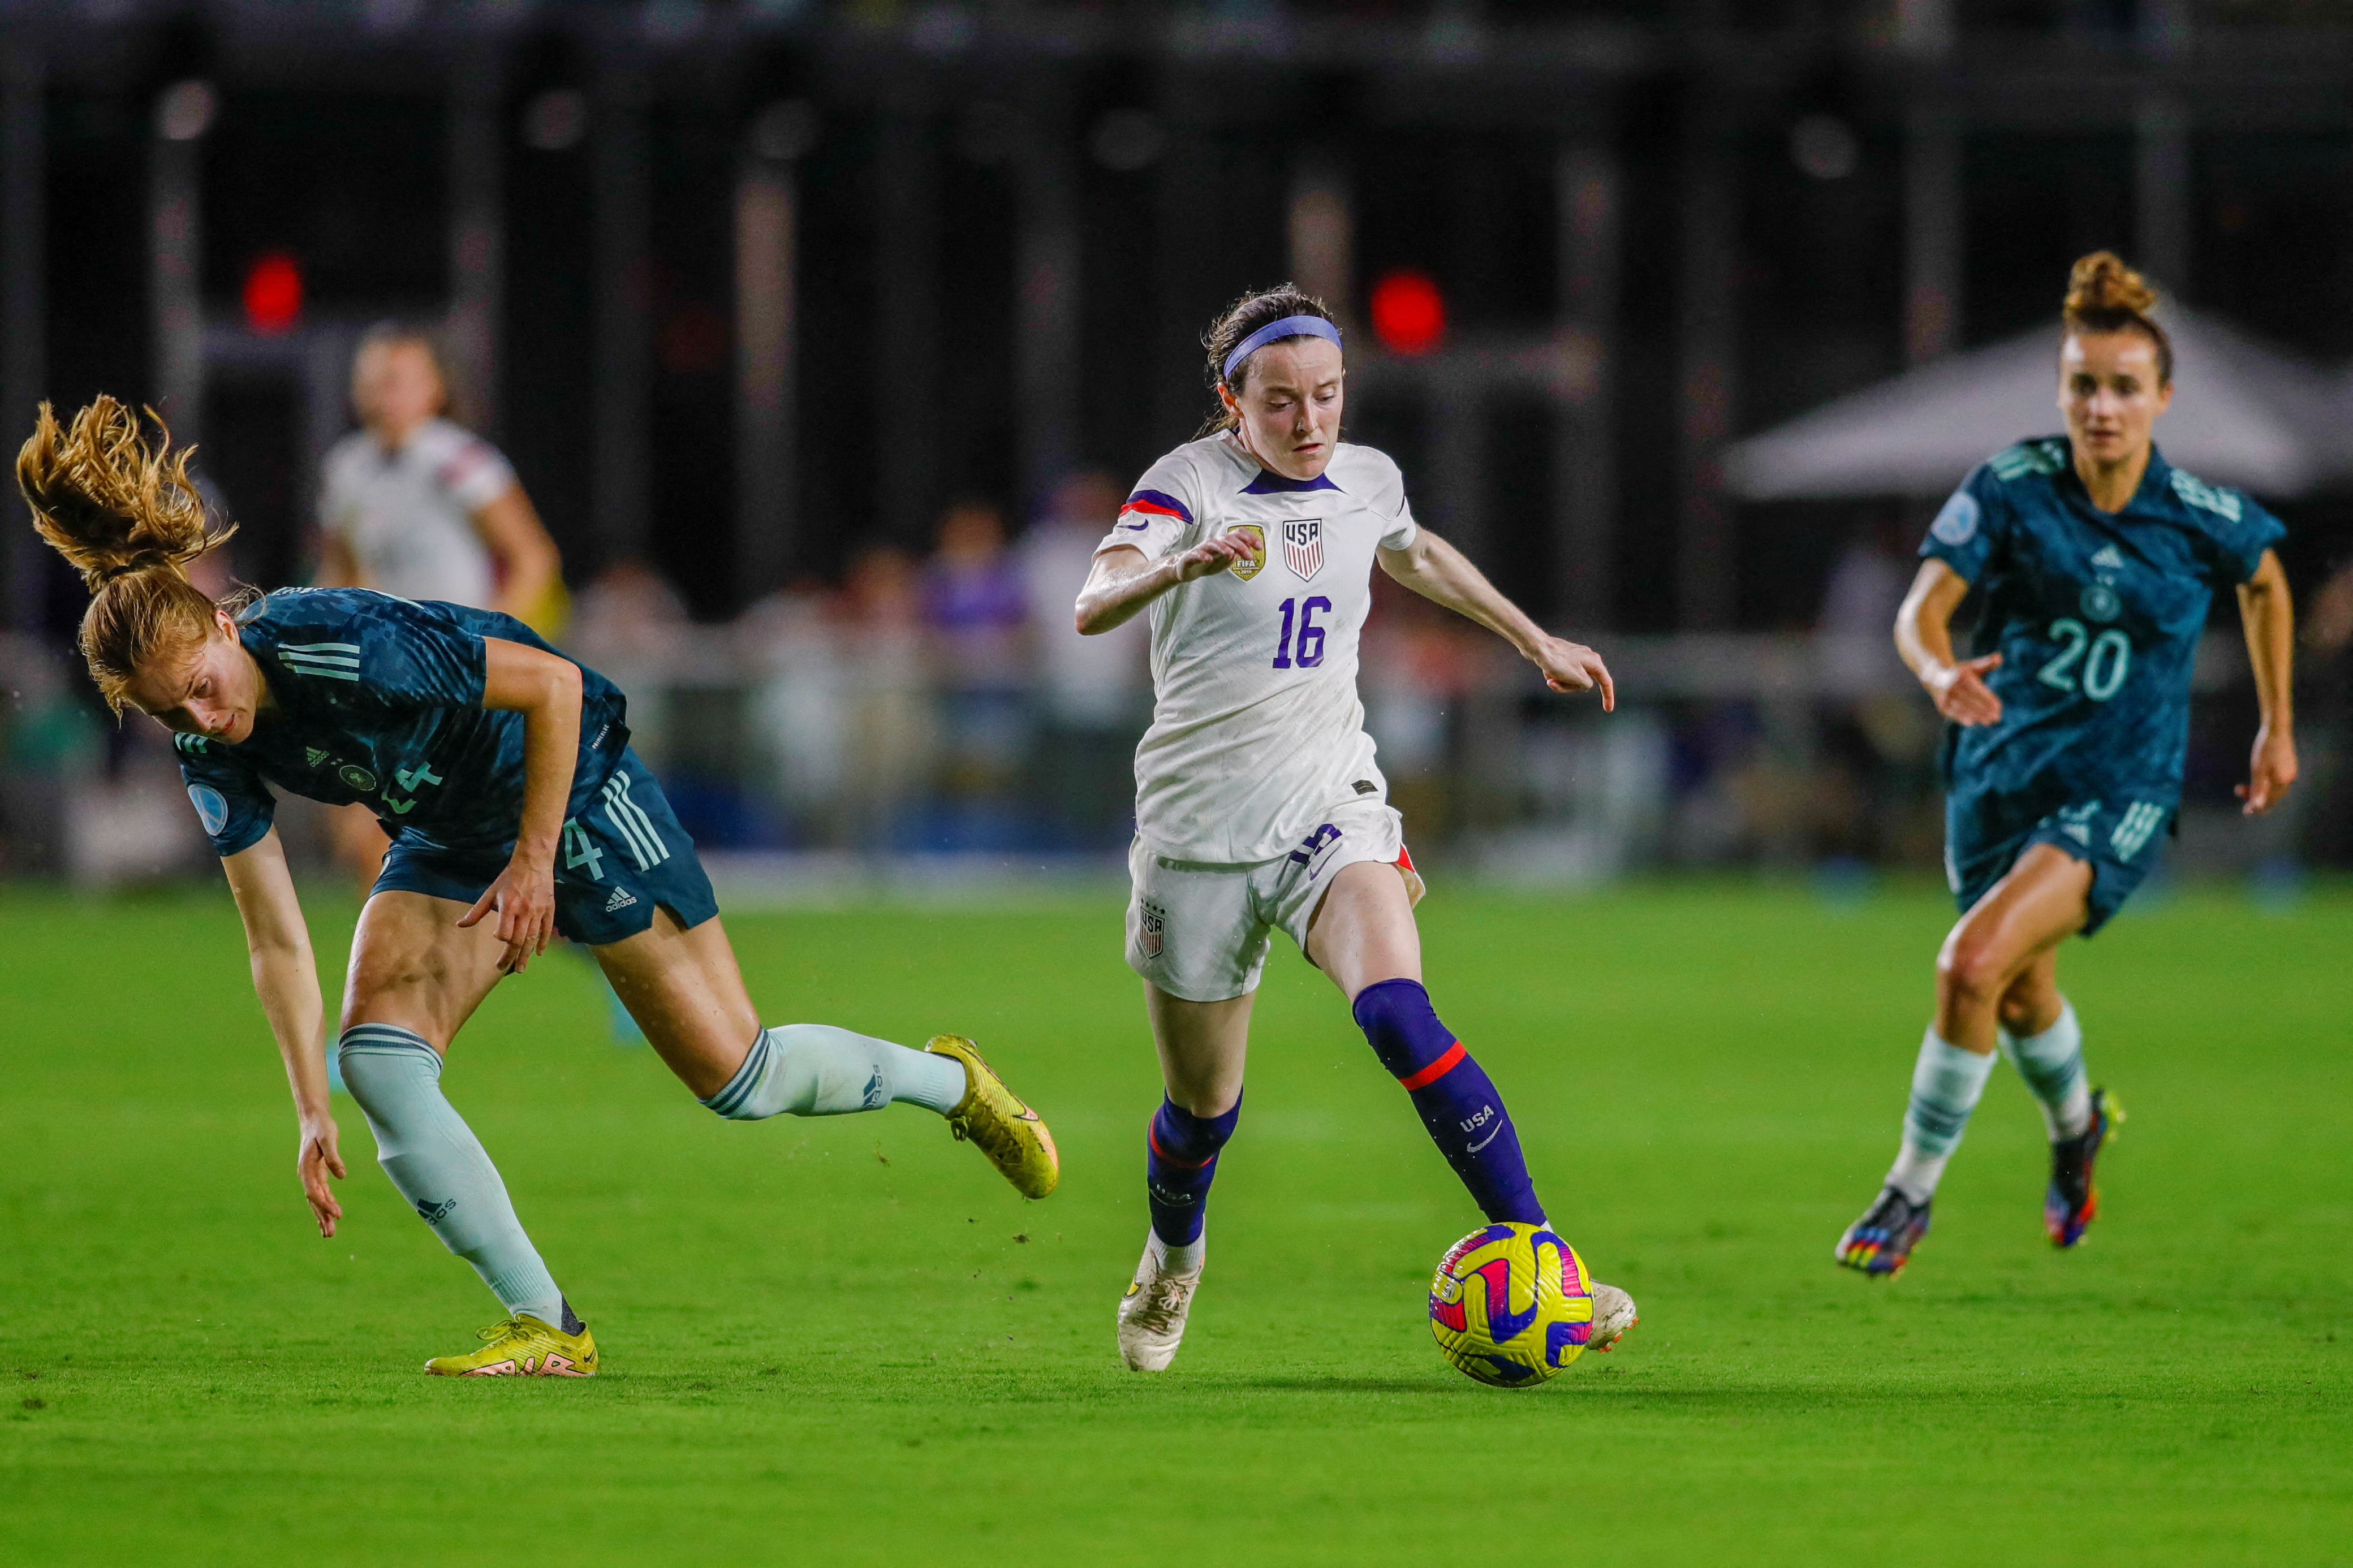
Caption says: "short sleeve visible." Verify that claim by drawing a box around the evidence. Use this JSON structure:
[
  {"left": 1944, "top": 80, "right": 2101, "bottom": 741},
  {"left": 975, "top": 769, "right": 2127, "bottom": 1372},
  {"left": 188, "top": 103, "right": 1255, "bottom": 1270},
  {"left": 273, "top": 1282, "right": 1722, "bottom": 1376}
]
[
  {"left": 1919, "top": 465, "right": 2003, "bottom": 583},
  {"left": 434, "top": 433, "right": 518, "bottom": 513},
  {"left": 1099, "top": 452, "right": 1203, "bottom": 561},
  {"left": 174, "top": 732, "right": 276, "bottom": 858},
  {"left": 1364, "top": 451, "right": 1419, "bottom": 551},
  {"left": 2209, "top": 493, "right": 2286, "bottom": 587}
]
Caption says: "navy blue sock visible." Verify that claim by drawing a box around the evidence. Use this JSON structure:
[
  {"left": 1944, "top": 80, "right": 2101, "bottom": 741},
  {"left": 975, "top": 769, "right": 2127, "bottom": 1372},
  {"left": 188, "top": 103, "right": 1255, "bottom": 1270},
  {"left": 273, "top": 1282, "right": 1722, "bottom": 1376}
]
[
  {"left": 1144, "top": 1094, "right": 1241, "bottom": 1246},
  {"left": 1352, "top": 978, "right": 1544, "bottom": 1225}
]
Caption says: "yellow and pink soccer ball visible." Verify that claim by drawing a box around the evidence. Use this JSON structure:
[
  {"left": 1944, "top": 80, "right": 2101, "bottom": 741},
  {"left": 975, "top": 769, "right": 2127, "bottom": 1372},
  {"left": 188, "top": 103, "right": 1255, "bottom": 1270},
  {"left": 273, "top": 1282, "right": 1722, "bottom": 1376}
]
[{"left": 1428, "top": 1221, "right": 1595, "bottom": 1387}]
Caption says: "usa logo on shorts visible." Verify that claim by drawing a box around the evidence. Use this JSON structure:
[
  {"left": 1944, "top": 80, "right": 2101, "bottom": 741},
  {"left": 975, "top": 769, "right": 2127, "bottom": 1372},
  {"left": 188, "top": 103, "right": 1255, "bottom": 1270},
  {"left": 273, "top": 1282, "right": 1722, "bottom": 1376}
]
[
  {"left": 1137, "top": 900, "right": 1167, "bottom": 958},
  {"left": 1282, "top": 518, "right": 1324, "bottom": 582}
]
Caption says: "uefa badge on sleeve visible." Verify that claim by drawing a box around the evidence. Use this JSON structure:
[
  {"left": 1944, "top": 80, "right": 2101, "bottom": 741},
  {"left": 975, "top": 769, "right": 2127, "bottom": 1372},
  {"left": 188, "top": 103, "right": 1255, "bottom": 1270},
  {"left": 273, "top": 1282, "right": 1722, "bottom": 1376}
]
[{"left": 1282, "top": 518, "right": 1324, "bottom": 582}]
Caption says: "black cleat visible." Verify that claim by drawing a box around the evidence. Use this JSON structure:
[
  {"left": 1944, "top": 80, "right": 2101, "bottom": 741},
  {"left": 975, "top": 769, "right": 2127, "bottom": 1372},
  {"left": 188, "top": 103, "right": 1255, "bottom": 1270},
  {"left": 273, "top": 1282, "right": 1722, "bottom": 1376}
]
[
  {"left": 2045, "top": 1087, "right": 2122, "bottom": 1249},
  {"left": 1836, "top": 1185, "right": 1932, "bottom": 1277}
]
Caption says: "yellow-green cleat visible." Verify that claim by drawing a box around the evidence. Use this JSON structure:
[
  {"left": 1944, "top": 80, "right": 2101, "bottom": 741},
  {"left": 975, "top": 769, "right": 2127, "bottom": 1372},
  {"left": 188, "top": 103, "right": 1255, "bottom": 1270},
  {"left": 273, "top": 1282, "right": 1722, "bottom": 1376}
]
[
  {"left": 424, "top": 1314, "right": 598, "bottom": 1377},
  {"left": 927, "top": 1034, "right": 1060, "bottom": 1199}
]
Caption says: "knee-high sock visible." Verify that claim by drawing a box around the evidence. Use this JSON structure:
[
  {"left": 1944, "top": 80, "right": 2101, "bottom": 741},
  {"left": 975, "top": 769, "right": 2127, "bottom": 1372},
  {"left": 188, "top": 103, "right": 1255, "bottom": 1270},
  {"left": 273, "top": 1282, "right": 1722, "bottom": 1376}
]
[
  {"left": 1352, "top": 979, "right": 1544, "bottom": 1225},
  {"left": 1999, "top": 1000, "right": 2092, "bottom": 1141},
  {"left": 1145, "top": 1094, "right": 1240, "bottom": 1254},
  {"left": 337, "top": 1025, "right": 571, "bottom": 1327},
  {"left": 1886, "top": 1027, "right": 1999, "bottom": 1203},
  {"left": 699, "top": 1023, "right": 968, "bottom": 1120}
]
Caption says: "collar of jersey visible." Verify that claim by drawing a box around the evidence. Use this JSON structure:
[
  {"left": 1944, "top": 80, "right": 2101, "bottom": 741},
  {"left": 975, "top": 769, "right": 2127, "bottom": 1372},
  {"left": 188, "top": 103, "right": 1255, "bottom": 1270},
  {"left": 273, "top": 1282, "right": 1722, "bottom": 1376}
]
[
  {"left": 2054, "top": 437, "right": 2174, "bottom": 520},
  {"left": 1239, "top": 469, "right": 1342, "bottom": 495}
]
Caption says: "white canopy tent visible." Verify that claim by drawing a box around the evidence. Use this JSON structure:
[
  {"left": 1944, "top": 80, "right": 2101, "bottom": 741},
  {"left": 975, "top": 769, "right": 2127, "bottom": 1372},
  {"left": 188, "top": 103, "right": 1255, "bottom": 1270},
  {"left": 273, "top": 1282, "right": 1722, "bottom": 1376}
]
[{"left": 1722, "top": 308, "right": 2349, "bottom": 500}]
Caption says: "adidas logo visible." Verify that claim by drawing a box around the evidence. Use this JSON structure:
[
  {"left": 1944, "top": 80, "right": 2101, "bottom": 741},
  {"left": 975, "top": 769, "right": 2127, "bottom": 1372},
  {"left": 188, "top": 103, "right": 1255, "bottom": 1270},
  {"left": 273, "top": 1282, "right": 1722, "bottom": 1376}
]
[
  {"left": 305, "top": 748, "right": 329, "bottom": 767},
  {"left": 604, "top": 887, "right": 638, "bottom": 912},
  {"left": 2091, "top": 545, "right": 2125, "bottom": 571},
  {"left": 416, "top": 1197, "right": 458, "bottom": 1224}
]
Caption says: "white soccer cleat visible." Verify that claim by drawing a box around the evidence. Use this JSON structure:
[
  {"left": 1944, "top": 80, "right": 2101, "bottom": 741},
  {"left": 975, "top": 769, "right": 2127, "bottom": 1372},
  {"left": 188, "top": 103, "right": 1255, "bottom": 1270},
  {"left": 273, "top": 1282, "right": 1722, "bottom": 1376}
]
[
  {"left": 1587, "top": 1281, "right": 1639, "bottom": 1353},
  {"left": 1117, "top": 1231, "right": 1203, "bottom": 1373}
]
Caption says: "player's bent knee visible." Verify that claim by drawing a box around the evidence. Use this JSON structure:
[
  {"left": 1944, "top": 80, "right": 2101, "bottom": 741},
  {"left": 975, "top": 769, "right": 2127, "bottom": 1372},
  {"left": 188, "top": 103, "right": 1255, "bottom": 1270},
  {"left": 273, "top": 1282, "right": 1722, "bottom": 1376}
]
[
  {"left": 1996, "top": 984, "right": 2050, "bottom": 1034},
  {"left": 1934, "top": 940, "right": 2011, "bottom": 1010}
]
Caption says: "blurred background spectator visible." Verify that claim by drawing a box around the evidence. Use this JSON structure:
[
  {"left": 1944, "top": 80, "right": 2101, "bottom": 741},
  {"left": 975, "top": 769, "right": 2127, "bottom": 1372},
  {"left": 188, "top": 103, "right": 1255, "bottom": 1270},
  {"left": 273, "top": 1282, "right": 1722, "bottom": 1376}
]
[
  {"left": 1, "top": 1, "right": 2347, "bottom": 887},
  {"left": 312, "top": 322, "right": 565, "bottom": 888},
  {"left": 1018, "top": 472, "right": 1146, "bottom": 848}
]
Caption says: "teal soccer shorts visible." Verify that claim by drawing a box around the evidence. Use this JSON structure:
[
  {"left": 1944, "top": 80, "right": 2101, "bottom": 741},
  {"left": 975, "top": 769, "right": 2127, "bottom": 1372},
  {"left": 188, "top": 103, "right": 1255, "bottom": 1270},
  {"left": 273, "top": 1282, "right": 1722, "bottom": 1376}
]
[{"left": 373, "top": 748, "right": 719, "bottom": 947}]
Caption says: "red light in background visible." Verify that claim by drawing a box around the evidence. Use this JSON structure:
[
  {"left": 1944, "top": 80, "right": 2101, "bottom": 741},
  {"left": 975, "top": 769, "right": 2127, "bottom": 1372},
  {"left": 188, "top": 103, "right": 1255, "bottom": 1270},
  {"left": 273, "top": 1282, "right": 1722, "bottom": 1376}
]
[
  {"left": 1369, "top": 269, "right": 1445, "bottom": 355},
  {"left": 243, "top": 252, "right": 303, "bottom": 335}
]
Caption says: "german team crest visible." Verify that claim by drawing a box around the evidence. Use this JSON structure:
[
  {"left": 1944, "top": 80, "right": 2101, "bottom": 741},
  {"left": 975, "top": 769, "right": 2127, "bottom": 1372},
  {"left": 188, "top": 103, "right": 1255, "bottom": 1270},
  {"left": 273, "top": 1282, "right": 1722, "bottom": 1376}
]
[
  {"left": 1282, "top": 518, "right": 1324, "bottom": 582},
  {"left": 1226, "top": 525, "right": 1268, "bottom": 581}
]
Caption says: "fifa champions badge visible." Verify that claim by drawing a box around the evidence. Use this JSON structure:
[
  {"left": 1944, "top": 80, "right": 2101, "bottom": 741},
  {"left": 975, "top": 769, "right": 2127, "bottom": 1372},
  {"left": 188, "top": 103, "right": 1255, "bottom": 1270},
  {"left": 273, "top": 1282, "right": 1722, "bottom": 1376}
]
[{"left": 1226, "top": 525, "right": 1268, "bottom": 581}]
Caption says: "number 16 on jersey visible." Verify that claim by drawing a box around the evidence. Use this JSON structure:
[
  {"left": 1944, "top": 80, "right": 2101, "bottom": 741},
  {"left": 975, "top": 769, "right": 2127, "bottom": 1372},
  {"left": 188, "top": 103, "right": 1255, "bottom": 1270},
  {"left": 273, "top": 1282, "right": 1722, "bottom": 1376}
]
[{"left": 1273, "top": 596, "right": 1331, "bottom": 669}]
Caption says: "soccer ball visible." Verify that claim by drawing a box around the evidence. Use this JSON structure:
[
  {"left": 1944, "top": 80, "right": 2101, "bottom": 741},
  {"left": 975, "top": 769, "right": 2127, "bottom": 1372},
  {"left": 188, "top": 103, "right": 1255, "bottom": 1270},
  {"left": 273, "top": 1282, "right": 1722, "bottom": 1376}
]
[{"left": 1428, "top": 1221, "right": 1594, "bottom": 1388}]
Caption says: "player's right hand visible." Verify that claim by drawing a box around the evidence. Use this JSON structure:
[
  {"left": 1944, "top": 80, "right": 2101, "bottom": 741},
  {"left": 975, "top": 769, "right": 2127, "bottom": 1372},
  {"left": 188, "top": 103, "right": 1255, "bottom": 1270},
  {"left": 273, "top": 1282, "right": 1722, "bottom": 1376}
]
[
  {"left": 1926, "top": 653, "right": 2002, "bottom": 726},
  {"left": 299, "top": 1115, "right": 347, "bottom": 1238},
  {"left": 1170, "top": 530, "right": 1261, "bottom": 583}
]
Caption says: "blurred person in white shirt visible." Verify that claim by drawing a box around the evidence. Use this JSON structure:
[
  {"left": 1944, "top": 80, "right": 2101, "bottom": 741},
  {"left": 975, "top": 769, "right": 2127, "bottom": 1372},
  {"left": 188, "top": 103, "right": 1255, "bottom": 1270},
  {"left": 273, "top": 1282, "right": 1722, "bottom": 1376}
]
[
  {"left": 315, "top": 323, "right": 564, "bottom": 888},
  {"left": 1018, "top": 470, "right": 1147, "bottom": 844}
]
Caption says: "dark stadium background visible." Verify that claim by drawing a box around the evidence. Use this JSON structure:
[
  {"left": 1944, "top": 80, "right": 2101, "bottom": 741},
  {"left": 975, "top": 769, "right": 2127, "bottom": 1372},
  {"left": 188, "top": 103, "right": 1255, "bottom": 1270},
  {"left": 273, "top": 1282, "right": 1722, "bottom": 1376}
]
[{"left": 4, "top": 0, "right": 2351, "bottom": 874}]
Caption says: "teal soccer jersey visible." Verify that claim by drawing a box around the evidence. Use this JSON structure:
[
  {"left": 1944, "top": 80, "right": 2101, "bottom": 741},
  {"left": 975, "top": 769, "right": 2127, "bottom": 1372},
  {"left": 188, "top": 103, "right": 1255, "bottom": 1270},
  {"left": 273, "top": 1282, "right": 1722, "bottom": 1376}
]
[
  {"left": 173, "top": 587, "right": 631, "bottom": 858},
  {"left": 1923, "top": 437, "right": 2283, "bottom": 928}
]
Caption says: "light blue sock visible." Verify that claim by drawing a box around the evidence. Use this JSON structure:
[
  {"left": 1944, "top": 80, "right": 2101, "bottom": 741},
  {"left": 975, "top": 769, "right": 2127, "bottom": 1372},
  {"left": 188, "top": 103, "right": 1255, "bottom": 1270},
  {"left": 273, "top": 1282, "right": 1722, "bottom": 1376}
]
[
  {"left": 2000, "top": 1000, "right": 2093, "bottom": 1141},
  {"left": 337, "top": 1025, "right": 569, "bottom": 1326},
  {"left": 1886, "top": 1027, "right": 1999, "bottom": 1204},
  {"left": 699, "top": 1024, "right": 968, "bottom": 1120}
]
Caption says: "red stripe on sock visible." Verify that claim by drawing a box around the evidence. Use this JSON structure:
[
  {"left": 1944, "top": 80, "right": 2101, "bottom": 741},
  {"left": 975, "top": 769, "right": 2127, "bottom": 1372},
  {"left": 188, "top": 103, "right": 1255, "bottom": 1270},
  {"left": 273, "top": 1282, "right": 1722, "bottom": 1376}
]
[
  {"left": 1147, "top": 1120, "right": 1216, "bottom": 1170},
  {"left": 1395, "top": 1040, "right": 1467, "bottom": 1092}
]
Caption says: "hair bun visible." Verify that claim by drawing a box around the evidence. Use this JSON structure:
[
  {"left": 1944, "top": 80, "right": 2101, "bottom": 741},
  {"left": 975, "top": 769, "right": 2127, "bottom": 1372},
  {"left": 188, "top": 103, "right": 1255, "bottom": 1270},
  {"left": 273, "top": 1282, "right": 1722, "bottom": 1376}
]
[{"left": 2065, "top": 251, "right": 2158, "bottom": 323}]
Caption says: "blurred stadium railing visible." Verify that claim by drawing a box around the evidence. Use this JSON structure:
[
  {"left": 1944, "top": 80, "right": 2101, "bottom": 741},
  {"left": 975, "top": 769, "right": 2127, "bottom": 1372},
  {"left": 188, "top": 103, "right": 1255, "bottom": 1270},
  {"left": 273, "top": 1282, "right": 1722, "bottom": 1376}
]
[{"left": 5, "top": 615, "right": 2315, "bottom": 893}]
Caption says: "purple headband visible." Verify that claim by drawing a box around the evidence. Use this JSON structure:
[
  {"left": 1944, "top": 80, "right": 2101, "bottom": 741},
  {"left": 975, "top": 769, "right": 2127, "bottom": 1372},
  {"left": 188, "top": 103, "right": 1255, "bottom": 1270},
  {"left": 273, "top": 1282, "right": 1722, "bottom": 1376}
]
[{"left": 1221, "top": 314, "right": 1343, "bottom": 383}]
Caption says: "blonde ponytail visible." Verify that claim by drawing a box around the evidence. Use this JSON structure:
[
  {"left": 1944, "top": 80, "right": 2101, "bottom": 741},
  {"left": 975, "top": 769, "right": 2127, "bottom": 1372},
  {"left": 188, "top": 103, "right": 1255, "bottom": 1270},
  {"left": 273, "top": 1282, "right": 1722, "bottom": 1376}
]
[{"left": 17, "top": 397, "right": 240, "bottom": 711}]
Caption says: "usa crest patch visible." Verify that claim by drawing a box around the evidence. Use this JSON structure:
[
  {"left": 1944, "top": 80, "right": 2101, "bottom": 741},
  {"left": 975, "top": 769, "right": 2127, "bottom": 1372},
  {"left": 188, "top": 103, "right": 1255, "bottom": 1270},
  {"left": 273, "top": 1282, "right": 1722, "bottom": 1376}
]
[
  {"left": 1137, "top": 900, "right": 1167, "bottom": 958},
  {"left": 1282, "top": 517, "right": 1324, "bottom": 582}
]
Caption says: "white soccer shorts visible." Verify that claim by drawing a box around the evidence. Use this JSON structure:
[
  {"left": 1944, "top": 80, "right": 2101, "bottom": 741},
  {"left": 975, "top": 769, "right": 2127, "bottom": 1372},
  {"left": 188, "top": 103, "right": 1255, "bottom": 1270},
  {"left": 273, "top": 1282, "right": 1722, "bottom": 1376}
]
[{"left": 1124, "top": 800, "right": 1425, "bottom": 1002}]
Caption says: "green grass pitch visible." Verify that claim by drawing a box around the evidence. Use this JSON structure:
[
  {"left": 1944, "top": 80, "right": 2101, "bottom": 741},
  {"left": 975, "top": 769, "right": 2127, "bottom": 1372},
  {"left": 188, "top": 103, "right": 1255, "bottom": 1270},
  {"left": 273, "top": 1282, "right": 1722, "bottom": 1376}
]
[{"left": 2, "top": 878, "right": 2347, "bottom": 1565}]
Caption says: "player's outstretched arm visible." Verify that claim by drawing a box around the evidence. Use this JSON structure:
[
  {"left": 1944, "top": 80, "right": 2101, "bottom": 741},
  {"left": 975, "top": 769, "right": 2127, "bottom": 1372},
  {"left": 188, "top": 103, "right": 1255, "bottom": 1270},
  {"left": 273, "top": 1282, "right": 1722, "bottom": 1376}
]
[
  {"left": 1376, "top": 529, "right": 1613, "bottom": 709},
  {"left": 1897, "top": 558, "right": 2002, "bottom": 727},
  {"left": 220, "top": 830, "right": 346, "bottom": 1238},
  {"left": 462, "top": 637, "right": 583, "bottom": 973},
  {"left": 2236, "top": 548, "right": 2297, "bottom": 815},
  {"left": 1075, "top": 534, "right": 1262, "bottom": 636}
]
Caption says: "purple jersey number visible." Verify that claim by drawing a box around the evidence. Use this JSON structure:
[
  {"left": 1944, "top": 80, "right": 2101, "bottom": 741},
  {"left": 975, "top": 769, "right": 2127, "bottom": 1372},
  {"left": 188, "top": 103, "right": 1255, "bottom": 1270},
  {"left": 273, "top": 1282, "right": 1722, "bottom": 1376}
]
[{"left": 1271, "top": 596, "right": 1332, "bottom": 670}]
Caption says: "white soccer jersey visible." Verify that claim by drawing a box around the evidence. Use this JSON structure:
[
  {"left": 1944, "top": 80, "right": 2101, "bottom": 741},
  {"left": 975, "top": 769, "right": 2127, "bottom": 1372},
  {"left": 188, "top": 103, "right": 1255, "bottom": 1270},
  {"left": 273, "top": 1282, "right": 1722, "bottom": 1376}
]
[
  {"left": 320, "top": 417, "right": 518, "bottom": 609},
  {"left": 1096, "top": 432, "right": 1420, "bottom": 865}
]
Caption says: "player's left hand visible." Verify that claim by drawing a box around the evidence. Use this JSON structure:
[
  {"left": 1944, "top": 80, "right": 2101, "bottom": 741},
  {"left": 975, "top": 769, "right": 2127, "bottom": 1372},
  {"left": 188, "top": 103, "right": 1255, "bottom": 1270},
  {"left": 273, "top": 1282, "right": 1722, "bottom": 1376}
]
[
  {"left": 1529, "top": 636, "right": 1615, "bottom": 711},
  {"left": 2238, "top": 724, "right": 2298, "bottom": 816},
  {"left": 298, "top": 1115, "right": 346, "bottom": 1239},
  {"left": 459, "top": 852, "right": 557, "bottom": 972}
]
